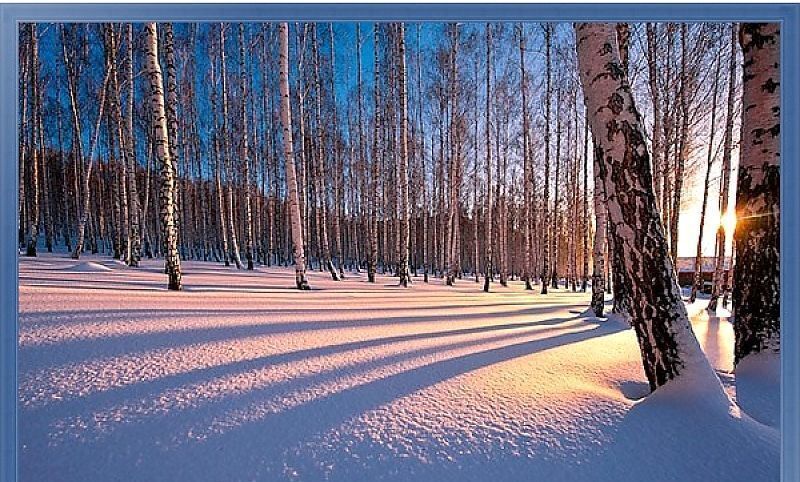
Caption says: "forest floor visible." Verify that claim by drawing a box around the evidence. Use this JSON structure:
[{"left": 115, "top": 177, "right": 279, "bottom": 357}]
[{"left": 18, "top": 253, "right": 779, "bottom": 482}]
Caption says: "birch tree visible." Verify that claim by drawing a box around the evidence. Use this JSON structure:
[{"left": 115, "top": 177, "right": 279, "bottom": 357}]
[
  {"left": 144, "top": 23, "right": 182, "bottom": 290},
  {"left": 733, "top": 23, "right": 780, "bottom": 363},
  {"left": 396, "top": 23, "right": 412, "bottom": 287},
  {"left": 24, "top": 24, "right": 40, "bottom": 257},
  {"left": 218, "top": 24, "right": 244, "bottom": 269},
  {"left": 541, "top": 23, "right": 552, "bottom": 294},
  {"left": 279, "top": 22, "right": 311, "bottom": 290},
  {"left": 689, "top": 41, "right": 722, "bottom": 303},
  {"left": 708, "top": 24, "right": 738, "bottom": 312},
  {"left": 576, "top": 22, "right": 719, "bottom": 392},
  {"left": 311, "top": 24, "right": 340, "bottom": 281},
  {"left": 483, "top": 23, "right": 493, "bottom": 293},
  {"left": 518, "top": 25, "right": 534, "bottom": 291},
  {"left": 124, "top": 24, "right": 142, "bottom": 267},
  {"left": 239, "top": 24, "right": 256, "bottom": 270}
]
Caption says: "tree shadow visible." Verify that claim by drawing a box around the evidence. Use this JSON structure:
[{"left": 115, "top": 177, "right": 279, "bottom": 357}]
[
  {"left": 19, "top": 304, "right": 584, "bottom": 370},
  {"left": 22, "top": 315, "right": 584, "bottom": 412},
  {"left": 20, "top": 320, "right": 624, "bottom": 482}
]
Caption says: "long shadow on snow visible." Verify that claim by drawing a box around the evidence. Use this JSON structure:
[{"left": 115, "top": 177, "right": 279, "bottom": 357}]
[
  {"left": 19, "top": 303, "right": 586, "bottom": 370},
  {"left": 22, "top": 315, "right": 584, "bottom": 415},
  {"left": 22, "top": 320, "right": 625, "bottom": 482}
]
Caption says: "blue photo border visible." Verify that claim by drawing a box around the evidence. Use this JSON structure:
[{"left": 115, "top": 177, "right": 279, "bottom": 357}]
[{"left": 1, "top": 3, "right": 798, "bottom": 481}]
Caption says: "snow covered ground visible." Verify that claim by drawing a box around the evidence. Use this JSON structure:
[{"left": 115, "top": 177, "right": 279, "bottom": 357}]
[{"left": 18, "top": 254, "right": 779, "bottom": 482}]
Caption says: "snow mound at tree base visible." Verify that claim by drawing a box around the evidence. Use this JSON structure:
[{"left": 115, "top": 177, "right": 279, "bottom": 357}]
[
  {"left": 62, "top": 261, "right": 113, "bottom": 273},
  {"left": 596, "top": 372, "right": 780, "bottom": 482},
  {"left": 736, "top": 351, "right": 780, "bottom": 428}
]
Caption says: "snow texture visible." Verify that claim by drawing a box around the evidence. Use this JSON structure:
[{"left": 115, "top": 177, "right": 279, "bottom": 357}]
[{"left": 19, "top": 254, "right": 779, "bottom": 482}]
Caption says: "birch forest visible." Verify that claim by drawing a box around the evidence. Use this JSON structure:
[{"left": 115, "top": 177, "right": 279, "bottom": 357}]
[{"left": 18, "top": 21, "right": 780, "bottom": 387}]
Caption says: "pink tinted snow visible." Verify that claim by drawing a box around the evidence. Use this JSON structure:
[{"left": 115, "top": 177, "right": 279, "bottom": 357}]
[{"left": 18, "top": 255, "right": 779, "bottom": 482}]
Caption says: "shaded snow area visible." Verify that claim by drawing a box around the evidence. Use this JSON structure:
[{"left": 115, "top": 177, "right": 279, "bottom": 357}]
[{"left": 18, "top": 254, "right": 779, "bottom": 482}]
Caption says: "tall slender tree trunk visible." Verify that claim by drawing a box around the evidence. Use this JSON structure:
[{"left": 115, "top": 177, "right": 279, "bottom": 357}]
[
  {"left": 541, "top": 23, "right": 552, "bottom": 294},
  {"left": 551, "top": 87, "right": 562, "bottom": 289},
  {"left": 577, "top": 22, "right": 721, "bottom": 394},
  {"left": 669, "top": 24, "right": 689, "bottom": 266},
  {"left": 144, "top": 22, "right": 182, "bottom": 290},
  {"left": 218, "top": 25, "right": 243, "bottom": 269},
  {"left": 105, "top": 24, "right": 134, "bottom": 266},
  {"left": 71, "top": 67, "right": 111, "bottom": 259},
  {"left": 239, "top": 23, "right": 255, "bottom": 270},
  {"left": 163, "top": 23, "right": 183, "bottom": 265},
  {"left": 124, "top": 24, "right": 141, "bottom": 267},
  {"left": 309, "top": 25, "right": 339, "bottom": 281},
  {"left": 689, "top": 45, "right": 722, "bottom": 303},
  {"left": 25, "top": 24, "right": 40, "bottom": 257},
  {"left": 590, "top": 140, "right": 607, "bottom": 317},
  {"left": 646, "top": 24, "right": 663, "bottom": 212},
  {"left": 367, "top": 25, "right": 381, "bottom": 283},
  {"left": 416, "top": 25, "right": 429, "bottom": 284},
  {"left": 708, "top": 24, "right": 738, "bottom": 312},
  {"left": 19, "top": 32, "right": 29, "bottom": 250},
  {"left": 519, "top": 24, "right": 534, "bottom": 291},
  {"left": 329, "top": 24, "right": 346, "bottom": 279},
  {"left": 483, "top": 23, "right": 494, "bottom": 293},
  {"left": 279, "top": 22, "right": 311, "bottom": 290},
  {"left": 396, "top": 23, "right": 412, "bottom": 287},
  {"left": 209, "top": 39, "right": 230, "bottom": 266},
  {"left": 733, "top": 23, "right": 780, "bottom": 363},
  {"left": 445, "top": 24, "right": 461, "bottom": 286},
  {"left": 581, "top": 112, "right": 589, "bottom": 292}
]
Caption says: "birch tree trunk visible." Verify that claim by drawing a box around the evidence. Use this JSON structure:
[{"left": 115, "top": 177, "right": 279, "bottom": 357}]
[
  {"left": 733, "top": 23, "right": 780, "bottom": 363},
  {"left": 209, "top": 40, "right": 230, "bottom": 266},
  {"left": 396, "top": 23, "right": 412, "bottom": 287},
  {"left": 581, "top": 112, "right": 589, "bottom": 292},
  {"left": 25, "top": 24, "right": 40, "bottom": 257},
  {"left": 124, "top": 24, "right": 142, "bottom": 267},
  {"left": 311, "top": 24, "right": 340, "bottom": 281},
  {"left": 669, "top": 23, "right": 689, "bottom": 266},
  {"left": 646, "top": 24, "right": 663, "bottom": 211},
  {"left": 576, "top": 22, "right": 719, "bottom": 393},
  {"left": 367, "top": 25, "right": 381, "bottom": 283},
  {"left": 279, "top": 22, "right": 311, "bottom": 290},
  {"left": 105, "top": 24, "right": 133, "bottom": 266},
  {"left": 590, "top": 141, "right": 607, "bottom": 317},
  {"left": 144, "top": 22, "right": 182, "bottom": 291},
  {"left": 541, "top": 23, "right": 552, "bottom": 294},
  {"left": 219, "top": 24, "right": 244, "bottom": 269},
  {"left": 163, "top": 23, "right": 183, "bottom": 263},
  {"left": 689, "top": 45, "right": 722, "bottom": 303},
  {"left": 19, "top": 32, "right": 29, "bottom": 250},
  {"left": 445, "top": 24, "right": 461, "bottom": 286},
  {"left": 416, "top": 25, "right": 429, "bottom": 284},
  {"left": 483, "top": 23, "right": 493, "bottom": 293},
  {"left": 329, "top": 24, "right": 345, "bottom": 279},
  {"left": 239, "top": 23, "right": 255, "bottom": 270},
  {"left": 71, "top": 67, "right": 111, "bottom": 260},
  {"left": 518, "top": 24, "right": 534, "bottom": 291},
  {"left": 708, "top": 24, "right": 738, "bottom": 312},
  {"left": 551, "top": 87, "right": 562, "bottom": 289}
]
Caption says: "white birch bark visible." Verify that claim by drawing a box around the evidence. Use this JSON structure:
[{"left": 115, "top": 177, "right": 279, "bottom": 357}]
[
  {"left": 576, "top": 22, "right": 722, "bottom": 393},
  {"left": 733, "top": 23, "right": 780, "bottom": 362},
  {"left": 279, "top": 23, "right": 311, "bottom": 290},
  {"left": 144, "top": 23, "right": 182, "bottom": 290},
  {"left": 396, "top": 23, "right": 412, "bottom": 287}
]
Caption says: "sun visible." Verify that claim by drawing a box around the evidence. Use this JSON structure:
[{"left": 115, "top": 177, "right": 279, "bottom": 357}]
[{"left": 721, "top": 209, "right": 737, "bottom": 235}]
